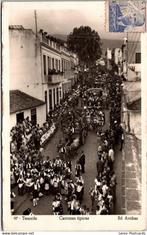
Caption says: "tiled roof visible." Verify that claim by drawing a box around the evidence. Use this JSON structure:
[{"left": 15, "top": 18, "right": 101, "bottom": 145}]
[
  {"left": 9, "top": 25, "right": 24, "bottom": 30},
  {"left": 124, "top": 81, "right": 141, "bottom": 110},
  {"left": 127, "top": 98, "right": 141, "bottom": 111},
  {"left": 10, "top": 90, "right": 45, "bottom": 114}
]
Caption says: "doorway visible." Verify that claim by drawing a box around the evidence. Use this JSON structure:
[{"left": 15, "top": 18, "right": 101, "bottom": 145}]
[{"left": 16, "top": 112, "right": 24, "bottom": 124}]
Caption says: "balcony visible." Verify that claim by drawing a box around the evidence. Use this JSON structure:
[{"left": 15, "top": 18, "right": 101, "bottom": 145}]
[{"left": 45, "top": 72, "right": 64, "bottom": 84}]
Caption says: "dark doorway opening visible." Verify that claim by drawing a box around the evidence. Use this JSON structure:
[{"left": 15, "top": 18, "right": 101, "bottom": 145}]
[
  {"left": 49, "top": 89, "right": 52, "bottom": 110},
  {"left": 45, "top": 91, "right": 48, "bottom": 119},
  {"left": 31, "top": 108, "right": 37, "bottom": 126},
  {"left": 16, "top": 112, "right": 24, "bottom": 124}
]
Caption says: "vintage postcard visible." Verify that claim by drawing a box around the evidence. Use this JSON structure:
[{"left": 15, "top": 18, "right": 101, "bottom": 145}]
[
  {"left": 2, "top": 0, "right": 147, "bottom": 231},
  {"left": 106, "top": 0, "right": 147, "bottom": 32}
]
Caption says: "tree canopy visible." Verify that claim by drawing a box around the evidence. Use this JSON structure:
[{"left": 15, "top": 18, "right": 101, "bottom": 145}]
[{"left": 67, "top": 26, "right": 102, "bottom": 68}]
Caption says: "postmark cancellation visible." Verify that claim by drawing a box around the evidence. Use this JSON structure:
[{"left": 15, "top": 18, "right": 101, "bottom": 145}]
[{"left": 106, "top": 0, "right": 146, "bottom": 32}]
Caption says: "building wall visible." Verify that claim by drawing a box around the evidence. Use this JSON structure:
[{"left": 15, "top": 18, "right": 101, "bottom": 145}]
[
  {"left": 10, "top": 109, "right": 30, "bottom": 129},
  {"left": 10, "top": 105, "right": 46, "bottom": 129},
  {"left": 10, "top": 113, "right": 18, "bottom": 129},
  {"left": 41, "top": 46, "right": 61, "bottom": 76},
  {"left": 9, "top": 29, "right": 44, "bottom": 101},
  {"left": 128, "top": 65, "right": 141, "bottom": 81},
  {"left": 41, "top": 45, "right": 63, "bottom": 113},
  {"left": 43, "top": 84, "right": 62, "bottom": 113},
  {"left": 130, "top": 111, "right": 141, "bottom": 140},
  {"left": 10, "top": 27, "right": 79, "bottom": 120},
  {"left": 36, "top": 105, "right": 46, "bottom": 126},
  {"left": 128, "top": 41, "right": 141, "bottom": 64},
  {"left": 122, "top": 108, "right": 141, "bottom": 140},
  {"left": 40, "top": 37, "right": 78, "bottom": 114},
  {"left": 122, "top": 35, "right": 141, "bottom": 79},
  {"left": 127, "top": 40, "right": 141, "bottom": 81}
]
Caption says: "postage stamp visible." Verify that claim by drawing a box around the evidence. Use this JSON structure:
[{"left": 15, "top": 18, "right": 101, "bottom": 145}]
[{"left": 106, "top": 0, "right": 146, "bottom": 32}]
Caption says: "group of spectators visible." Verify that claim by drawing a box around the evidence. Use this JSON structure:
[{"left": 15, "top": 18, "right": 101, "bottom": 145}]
[
  {"left": 10, "top": 83, "right": 85, "bottom": 214},
  {"left": 89, "top": 71, "right": 123, "bottom": 215},
  {"left": 51, "top": 151, "right": 88, "bottom": 215}
]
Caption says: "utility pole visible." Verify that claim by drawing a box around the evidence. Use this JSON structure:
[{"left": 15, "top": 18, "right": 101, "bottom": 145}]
[
  {"left": 34, "top": 10, "right": 38, "bottom": 57},
  {"left": 126, "top": 32, "right": 128, "bottom": 80},
  {"left": 34, "top": 10, "right": 38, "bottom": 38}
]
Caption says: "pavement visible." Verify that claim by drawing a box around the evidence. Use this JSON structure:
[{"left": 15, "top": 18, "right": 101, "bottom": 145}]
[{"left": 116, "top": 133, "right": 141, "bottom": 215}]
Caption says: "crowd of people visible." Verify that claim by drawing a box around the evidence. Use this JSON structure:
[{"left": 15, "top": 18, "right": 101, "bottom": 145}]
[
  {"left": 10, "top": 85, "right": 83, "bottom": 213},
  {"left": 89, "top": 71, "right": 123, "bottom": 214},
  {"left": 10, "top": 69, "right": 123, "bottom": 215},
  {"left": 51, "top": 151, "right": 88, "bottom": 215}
]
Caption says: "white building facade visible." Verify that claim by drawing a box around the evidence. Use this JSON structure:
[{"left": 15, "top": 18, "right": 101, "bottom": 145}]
[
  {"left": 9, "top": 25, "right": 78, "bottom": 128},
  {"left": 39, "top": 30, "right": 78, "bottom": 115}
]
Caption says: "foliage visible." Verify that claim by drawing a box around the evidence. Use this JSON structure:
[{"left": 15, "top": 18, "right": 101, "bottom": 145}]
[{"left": 67, "top": 26, "right": 102, "bottom": 67}]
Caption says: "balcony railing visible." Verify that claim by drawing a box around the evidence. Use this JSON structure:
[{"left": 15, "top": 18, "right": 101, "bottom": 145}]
[{"left": 45, "top": 73, "right": 64, "bottom": 84}]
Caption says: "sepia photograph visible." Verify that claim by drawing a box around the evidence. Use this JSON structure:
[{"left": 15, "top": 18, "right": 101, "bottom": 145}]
[{"left": 2, "top": 0, "right": 147, "bottom": 231}]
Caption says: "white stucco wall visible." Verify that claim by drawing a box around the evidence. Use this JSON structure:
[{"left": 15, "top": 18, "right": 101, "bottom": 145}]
[
  {"left": 10, "top": 113, "right": 17, "bottom": 129},
  {"left": 10, "top": 109, "right": 31, "bottom": 129},
  {"left": 128, "top": 40, "right": 141, "bottom": 64},
  {"left": 9, "top": 29, "right": 44, "bottom": 101},
  {"left": 130, "top": 111, "right": 141, "bottom": 140},
  {"left": 10, "top": 105, "right": 46, "bottom": 129},
  {"left": 36, "top": 105, "right": 46, "bottom": 126}
]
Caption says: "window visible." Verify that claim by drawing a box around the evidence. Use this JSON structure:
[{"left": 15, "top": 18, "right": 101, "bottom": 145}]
[
  {"left": 56, "top": 59, "right": 58, "bottom": 71},
  {"left": 59, "top": 87, "right": 62, "bottom": 99},
  {"left": 56, "top": 87, "right": 59, "bottom": 105},
  {"left": 49, "top": 89, "right": 52, "bottom": 110},
  {"left": 62, "top": 59, "right": 64, "bottom": 72},
  {"left": 48, "top": 56, "right": 51, "bottom": 71},
  {"left": 48, "top": 56, "right": 49, "bottom": 70},
  {"left": 135, "top": 53, "right": 141, "bottom": 64},
  {"left": 16, "top": 112, "right": 24, "bottom": 124},
  {"left": 53, "top": 88, "right": 56, "bottom": 107},
  {"left": 64, "top": 60, "right": 65, "bottom": 71},
  {"left": 52, "top": 58, "right": 55, "bottom": 69},
  {"left": 59, "top": 60, "right": 60, "bottom": 71},
  {"left": 50, "top": 57, "right": 52, "bottom": 69},
  {"left": 45, "top": 91, "right": 48, "bottom": 118},
  {"left": 31, "top": 108, "right": 37, "bottom": 126},
  {"left": 43, "top": 55, "right": 46, "bottom": 75},
  {"left": 64, "top": 60, "right": 67, "bottom": 71}
]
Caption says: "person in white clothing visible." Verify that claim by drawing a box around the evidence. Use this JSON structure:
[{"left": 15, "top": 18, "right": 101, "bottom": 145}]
[{"left": 108, "top": 148, "right": 114, "bottom": 162}]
